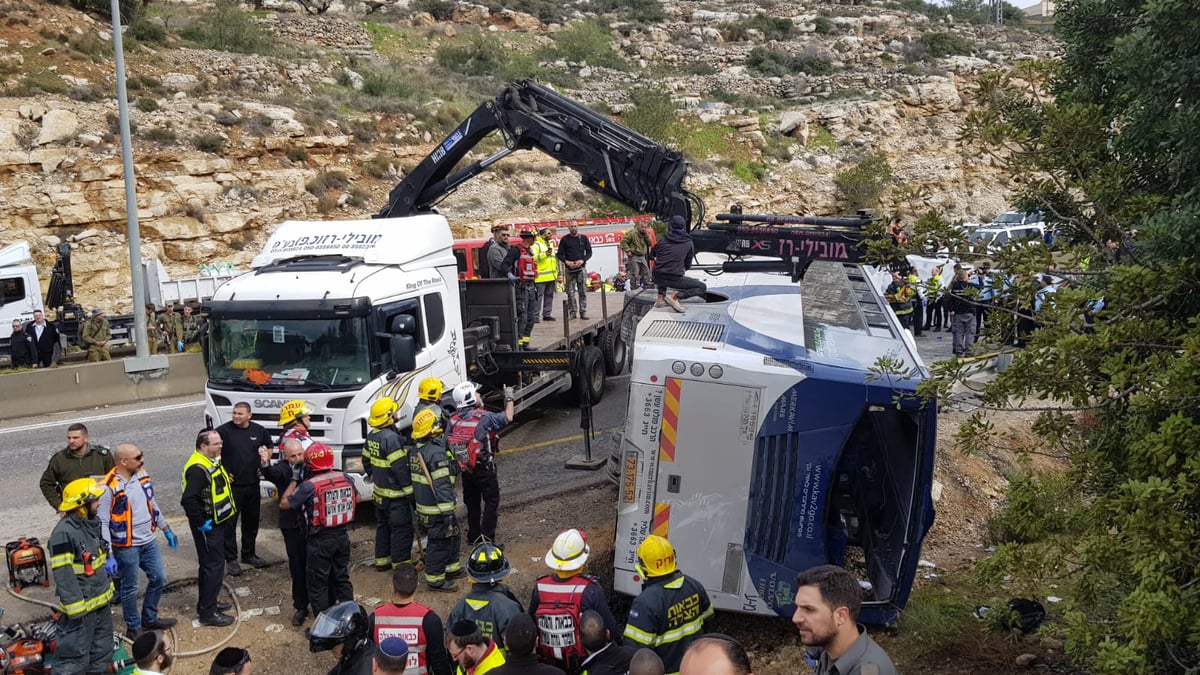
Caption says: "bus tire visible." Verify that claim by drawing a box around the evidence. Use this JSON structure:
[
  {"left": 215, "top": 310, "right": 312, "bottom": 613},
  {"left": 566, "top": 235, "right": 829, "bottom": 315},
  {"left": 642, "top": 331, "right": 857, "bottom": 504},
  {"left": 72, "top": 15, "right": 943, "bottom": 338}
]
[
  {"left": 603, "top": 327, "right": 628, "bottom": 376},
  {"left": 574, "top": 344, "right": 606, "bottom": 404}
]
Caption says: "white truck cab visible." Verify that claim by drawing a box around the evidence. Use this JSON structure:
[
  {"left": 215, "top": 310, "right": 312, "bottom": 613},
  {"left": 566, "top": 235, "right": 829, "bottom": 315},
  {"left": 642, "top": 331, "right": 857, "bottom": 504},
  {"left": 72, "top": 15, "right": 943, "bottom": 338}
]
[
  {"left": 0, "top": 242, "right": 45, "bottom": 343},
  {"left": 202, "top": 216, "right": 467, "bottom": 499}
]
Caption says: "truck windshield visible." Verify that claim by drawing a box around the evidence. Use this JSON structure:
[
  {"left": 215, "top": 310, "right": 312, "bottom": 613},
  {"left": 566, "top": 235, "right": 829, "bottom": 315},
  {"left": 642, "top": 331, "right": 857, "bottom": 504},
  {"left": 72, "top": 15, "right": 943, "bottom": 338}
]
[{"left": 206, "top": 316, "right": 372, "bottom": 389}]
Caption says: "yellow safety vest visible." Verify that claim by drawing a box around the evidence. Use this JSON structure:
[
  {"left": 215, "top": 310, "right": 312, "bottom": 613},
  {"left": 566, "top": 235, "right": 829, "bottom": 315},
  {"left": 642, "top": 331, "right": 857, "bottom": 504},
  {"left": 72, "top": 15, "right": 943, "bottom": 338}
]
[
  {"left": 181, "top": 451, "right": 237, "bottom": 524},
  {"left": 532, "top": 238, "right": 558, "bottom": 283}
]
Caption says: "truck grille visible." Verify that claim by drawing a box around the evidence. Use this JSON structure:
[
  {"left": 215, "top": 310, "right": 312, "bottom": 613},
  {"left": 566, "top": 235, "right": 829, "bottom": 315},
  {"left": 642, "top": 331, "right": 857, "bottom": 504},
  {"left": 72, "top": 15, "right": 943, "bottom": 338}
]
[
  {"left": 643, "top": 320, "right": 725, "bottom": 343},
  {"left": 746, "top": 432, "right": 798, "bottom": 564}
]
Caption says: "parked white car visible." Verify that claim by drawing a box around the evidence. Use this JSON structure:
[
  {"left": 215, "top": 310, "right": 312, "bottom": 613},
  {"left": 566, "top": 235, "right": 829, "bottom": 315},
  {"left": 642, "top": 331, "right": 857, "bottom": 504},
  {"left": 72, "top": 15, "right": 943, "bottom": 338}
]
[{"left": 968, "top": 222, "right": 1046, "bottom": 253}]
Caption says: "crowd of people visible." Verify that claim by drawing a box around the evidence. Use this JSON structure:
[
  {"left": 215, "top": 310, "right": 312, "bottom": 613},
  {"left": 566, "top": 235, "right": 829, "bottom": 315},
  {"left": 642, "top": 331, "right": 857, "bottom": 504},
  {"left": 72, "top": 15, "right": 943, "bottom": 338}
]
[
  {"left": 36, "top": 385, "right": 896, "bottom": 675},
  {"left": 7, "top": 303, "right": 204, "bottom": 369}
]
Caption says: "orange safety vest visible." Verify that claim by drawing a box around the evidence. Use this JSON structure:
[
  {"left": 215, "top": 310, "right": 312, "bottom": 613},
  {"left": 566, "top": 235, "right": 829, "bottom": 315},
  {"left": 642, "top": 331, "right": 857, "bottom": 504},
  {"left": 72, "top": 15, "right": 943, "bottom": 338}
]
[
  {"left": 308, "top": 472, "right": 356, "bottom": 529},
  {"left": 373, "top": 602, "right": 432, "bottom": 675},
  {"left": 104, "top": 469, "right": 162, "bottom": 548}
]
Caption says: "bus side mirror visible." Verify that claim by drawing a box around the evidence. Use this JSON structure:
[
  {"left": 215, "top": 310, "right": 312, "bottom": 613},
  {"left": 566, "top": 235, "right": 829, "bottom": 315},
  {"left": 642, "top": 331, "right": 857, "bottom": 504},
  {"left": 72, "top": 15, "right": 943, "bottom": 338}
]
[{"left": 389, "top": 335, "right": 416, "bottom": 374}]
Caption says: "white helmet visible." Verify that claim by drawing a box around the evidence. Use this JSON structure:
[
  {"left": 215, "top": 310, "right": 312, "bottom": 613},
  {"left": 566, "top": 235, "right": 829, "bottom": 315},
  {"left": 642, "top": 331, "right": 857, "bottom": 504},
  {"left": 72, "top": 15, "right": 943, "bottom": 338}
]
[
  {"left": 452, "top": 382, "right": 480, "bottom": 409},
  {"left": 544, "top": 528, "right": 589, "bottom": 572}
]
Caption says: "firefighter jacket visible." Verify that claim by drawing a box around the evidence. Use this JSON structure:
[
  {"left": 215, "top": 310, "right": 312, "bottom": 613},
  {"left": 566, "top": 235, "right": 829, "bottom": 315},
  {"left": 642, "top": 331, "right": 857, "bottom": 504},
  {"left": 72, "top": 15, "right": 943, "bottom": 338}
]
[
  {"left": 410, "top": 437, "right": 457, "bottom": 522},
  {"left": 448, "top": 583, "right": 524, "bottom": 649},
  {"left": 364, "top": 425, "right": 413, "bottom": 501},
  {"left": 80, "top": 318, "right": 111, "bottom": 348},
  {"left": 101, "top": 468, "right": 169, "bottom": 548},
  {"left": 622, "top": 571, "right": 714, "bottom": 675},
  {"left": 49, "top": 513, "right": 113, "bottom": 618},
  {"left": 371, "top": 600, "right": 457, "bottom": 675},
  {"left": 180, "top": 451, "right": 237, "bottom": 527},
  {"left": 532, "top": 237, "right": 558, "bottom": 283},
  {"left": 884, "top": 282, "right": 916, "bottom": 315},
  {"left": 39, "top": 445, "right": 114, "bottom": 509}
]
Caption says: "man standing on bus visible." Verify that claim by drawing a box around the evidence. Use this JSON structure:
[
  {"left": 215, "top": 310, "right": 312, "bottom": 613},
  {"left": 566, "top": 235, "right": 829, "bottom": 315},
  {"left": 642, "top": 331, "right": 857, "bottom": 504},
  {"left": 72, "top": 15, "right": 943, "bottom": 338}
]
[
  {"left": 623, "top": 535, "right": 713, "bottom": 675},
  {"left": 556, "top": 220, "right": 593, "bottom": 320},
  {"left": 792, "top": 565, "right": 896, "bottom": 675}
]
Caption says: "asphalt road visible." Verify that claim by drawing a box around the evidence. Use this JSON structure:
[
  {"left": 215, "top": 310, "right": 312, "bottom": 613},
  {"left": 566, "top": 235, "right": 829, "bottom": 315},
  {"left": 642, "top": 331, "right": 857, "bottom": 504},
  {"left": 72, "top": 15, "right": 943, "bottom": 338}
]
[{"left": 0, "top": 376, "right": 629, "bottom": 622}]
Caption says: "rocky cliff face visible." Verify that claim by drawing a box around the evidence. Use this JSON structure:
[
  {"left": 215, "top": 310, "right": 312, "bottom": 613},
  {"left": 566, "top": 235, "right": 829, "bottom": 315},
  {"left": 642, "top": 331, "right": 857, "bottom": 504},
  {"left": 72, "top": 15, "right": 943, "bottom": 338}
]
[{"left": 0, "top": 0, "right": 1056, "bottom": 313}]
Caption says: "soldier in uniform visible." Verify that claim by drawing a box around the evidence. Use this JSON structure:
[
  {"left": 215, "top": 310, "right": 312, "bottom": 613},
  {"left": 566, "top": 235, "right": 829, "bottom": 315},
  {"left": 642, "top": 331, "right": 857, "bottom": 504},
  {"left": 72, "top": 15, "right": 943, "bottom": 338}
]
[
  {"left": 182, "top": 304, "right": 203, "bottom": 350},
  {"left": 40, "top": 423, "right": 114, "bottom": 515},
  {"left": 49, "top": 478, "right": 115, "bottom": 675},
  {"left": 145, "top": 303, "right": 161, "bottom": 355},
  {"left": 158, "top": 305, "right": 184, "bottom": 352},
  {"left": 80, "top": 308, "right": 111, "bottom": 362}
]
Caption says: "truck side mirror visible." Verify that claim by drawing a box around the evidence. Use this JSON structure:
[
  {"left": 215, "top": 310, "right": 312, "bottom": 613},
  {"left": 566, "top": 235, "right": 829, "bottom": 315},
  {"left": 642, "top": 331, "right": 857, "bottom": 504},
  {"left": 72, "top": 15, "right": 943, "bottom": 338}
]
[
  {"left": 390, "top": 314, "right": 415, "bottom": 335},
  {"left": 389, "top": 335, "right": 416, "bottom": 374}
]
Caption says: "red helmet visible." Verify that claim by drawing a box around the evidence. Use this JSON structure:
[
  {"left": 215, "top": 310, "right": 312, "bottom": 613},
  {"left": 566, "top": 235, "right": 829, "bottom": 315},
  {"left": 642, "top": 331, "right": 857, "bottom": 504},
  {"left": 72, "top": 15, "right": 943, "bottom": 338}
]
[
  {"left": 518, "top": 225, "right": 537, "bottom": 238},
  {"left": 588, "top": 271, "right": 600, "bottom": 281},
  {"left": 305, "top": 442, "right": 334, "bottom": 472}
]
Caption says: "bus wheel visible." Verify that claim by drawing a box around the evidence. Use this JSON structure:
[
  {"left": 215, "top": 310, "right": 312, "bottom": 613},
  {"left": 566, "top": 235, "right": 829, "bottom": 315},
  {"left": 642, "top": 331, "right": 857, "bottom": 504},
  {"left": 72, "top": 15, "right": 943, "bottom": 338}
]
[
  {"left": 603, "top": 327, "right": 628, "bottom": 376},
  {"left": 574, "top": 345, "right": 606, "bottom": 404}
]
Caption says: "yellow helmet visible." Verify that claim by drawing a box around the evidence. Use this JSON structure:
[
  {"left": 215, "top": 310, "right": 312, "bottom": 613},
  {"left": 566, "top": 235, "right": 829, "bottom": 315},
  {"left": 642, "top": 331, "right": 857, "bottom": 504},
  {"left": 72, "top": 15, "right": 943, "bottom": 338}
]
[
  {"left": 411, "top": 408, "right": 442, "bottom": 440},
  {"left": 278, "top": 400, "right": 313, "bottom": 427},
  {"left": 418, "top": 377, "right": 444, "bottom": 403},
  {"left": 368, "top": 397, "right": 399, "bottom": 429},
  {"left": 59, "top": 477, "right": 105, "bottom": 513},
  {"left": 636, "top": 535, "right": 677, "bottom": 578}
]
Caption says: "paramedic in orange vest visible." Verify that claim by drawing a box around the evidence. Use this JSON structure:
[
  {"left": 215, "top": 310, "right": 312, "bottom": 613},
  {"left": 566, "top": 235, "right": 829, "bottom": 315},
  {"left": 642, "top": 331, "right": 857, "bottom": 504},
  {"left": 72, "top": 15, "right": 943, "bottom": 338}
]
[
  {"left": 368, "top": 564, "right": 453, "bottom": 675},
  {"left": 447, "top": 382, "right": 515, "bottom": 546},
  {"left": 529, "top": 529, "right": 621, "bottom": 673},
  {"left": 281, "top": 443, "right": 355, "bottom": 615},
  {"left": 501, "top": 226, "right": 539, "bottom": 348},
  {"left": 98, "top": 443, "right": 179, "bottom": 637}
]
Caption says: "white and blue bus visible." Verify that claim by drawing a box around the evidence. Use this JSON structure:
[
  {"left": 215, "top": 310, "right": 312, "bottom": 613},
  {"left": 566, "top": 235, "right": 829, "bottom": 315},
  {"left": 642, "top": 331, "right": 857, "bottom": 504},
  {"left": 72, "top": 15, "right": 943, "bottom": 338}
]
[{"left": 613, "top": 261, "right": 936, "bottom": 625}]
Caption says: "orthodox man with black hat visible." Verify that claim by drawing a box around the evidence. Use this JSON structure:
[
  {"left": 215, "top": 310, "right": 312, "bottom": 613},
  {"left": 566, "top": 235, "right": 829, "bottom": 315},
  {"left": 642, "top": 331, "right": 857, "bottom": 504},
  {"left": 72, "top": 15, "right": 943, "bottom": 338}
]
[
  {"left": 449, "top": 541, "right": 524, "bottom": 649},
  {"left": 447, "top": 620, "right": 506, "bottom": 675},
  {"left": 311, "top": 601, "right": 375, "bottom": 675},
  {"left": 49, "top": 477, "right": 116, "bottom": 675},
  {"left": 650, "top": 216, "right": 706, "bottom": 313},
  {"left": 130, "top": 629, "right": 175, "bottom": 675},
  {"left": 368, "top": 564, "right": 453, "bottom": 675}
]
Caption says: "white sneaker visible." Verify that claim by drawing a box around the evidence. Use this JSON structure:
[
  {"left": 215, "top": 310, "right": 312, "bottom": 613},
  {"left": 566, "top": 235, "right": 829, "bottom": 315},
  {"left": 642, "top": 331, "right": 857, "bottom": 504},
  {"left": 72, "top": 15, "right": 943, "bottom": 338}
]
[{"left": 665, "top": 295, "right": 685, "bottom": 313}]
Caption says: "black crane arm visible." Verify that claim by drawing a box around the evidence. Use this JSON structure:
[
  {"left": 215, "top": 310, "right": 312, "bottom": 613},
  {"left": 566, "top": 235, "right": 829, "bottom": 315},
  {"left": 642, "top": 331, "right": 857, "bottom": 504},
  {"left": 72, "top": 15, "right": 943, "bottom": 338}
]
[
  {"left": 377, "top": 80, "right": 699, "bottom": 225},
  {"left": 690, "top": 210, "right": 873, "bottom": 281}
]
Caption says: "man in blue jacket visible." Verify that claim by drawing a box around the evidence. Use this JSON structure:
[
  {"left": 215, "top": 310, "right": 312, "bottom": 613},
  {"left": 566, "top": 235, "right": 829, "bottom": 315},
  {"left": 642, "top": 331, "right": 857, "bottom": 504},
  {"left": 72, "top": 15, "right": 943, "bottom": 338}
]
[{"left": 650, "top": 216, "right": 706, "bottom": 313}]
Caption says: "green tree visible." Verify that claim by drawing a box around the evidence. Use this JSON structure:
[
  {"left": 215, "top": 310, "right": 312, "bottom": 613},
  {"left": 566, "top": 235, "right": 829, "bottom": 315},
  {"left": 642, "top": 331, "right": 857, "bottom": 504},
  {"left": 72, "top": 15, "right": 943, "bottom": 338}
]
[
  {"left": 834, "top": 152, "right": 892, "bottom": 210},
  {"left": 950, "top": 0, "right": 1200, "bottom": 671}
]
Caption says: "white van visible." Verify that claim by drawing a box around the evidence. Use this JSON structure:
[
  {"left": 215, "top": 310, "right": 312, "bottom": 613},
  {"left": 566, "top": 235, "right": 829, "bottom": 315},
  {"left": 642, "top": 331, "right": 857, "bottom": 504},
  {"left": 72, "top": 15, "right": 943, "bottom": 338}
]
[{"left": 968, "top": 222, "right": 1046, "bottom": 253}]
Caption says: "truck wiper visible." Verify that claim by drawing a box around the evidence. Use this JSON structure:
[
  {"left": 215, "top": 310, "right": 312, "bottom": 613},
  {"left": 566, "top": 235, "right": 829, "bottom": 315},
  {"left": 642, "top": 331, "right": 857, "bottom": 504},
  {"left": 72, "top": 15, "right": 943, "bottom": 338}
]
[{"left": 213, "top": 376, "right": 269, "bottom": 389}]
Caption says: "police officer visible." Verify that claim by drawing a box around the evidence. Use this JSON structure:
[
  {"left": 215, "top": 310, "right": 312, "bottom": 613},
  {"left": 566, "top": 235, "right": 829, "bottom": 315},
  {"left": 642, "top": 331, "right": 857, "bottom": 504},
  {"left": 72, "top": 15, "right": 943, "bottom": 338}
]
[
  {"left": 310, "top": 601, "right": 374, "bottom": 675},
  {"left": 623, "top": 535, "right": 713, "bottom": 675},
  {"left": 368, "top": 564, "right": 454, "bottom": 675},
  {"left": 449, "top": 542, "right": 524, "bottom": 649},
  {"left": 49, "top": 478, "right": 115, "bottom": 675},
  {"left": 446, "top": 382, "right": 514, "bottom": 545},
  {"left": 530, "top": 529, "right": 620, "bottom": 673},
  {"left": 40, "top": 423, "right": 114, "bottom": 515},
  {"left": 365, "top": 398, "right": 417, "bottom": 571},
  {"left": 80, "top": 308, "right": 111, "bottom": 362},
  {"left": 416, "top": 378, "right": 447, "bottom": 427},
  {"left": 261, "top": 439, "right": 311, "bottom": 626},
  {"left": 180, "top": 430, "right": 237, "bottom": 627},
  {"left": 282, "top": 443, "right": 355, "bottom": 616},
  {"left": 409, "top": 409, "right": 463, "bottom": 592}
]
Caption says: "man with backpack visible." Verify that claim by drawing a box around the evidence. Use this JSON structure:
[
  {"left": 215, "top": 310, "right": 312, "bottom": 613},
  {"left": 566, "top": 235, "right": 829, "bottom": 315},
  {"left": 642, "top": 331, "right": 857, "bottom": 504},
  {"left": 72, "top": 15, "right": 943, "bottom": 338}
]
[
  {"left": 447, "top": 382, "right": 515, "bottom": 546},
  {"left": 502, "top": 226, "right": 540, "bottom": 349},
  {"left": 281, "top": 443, "right": 357, "bottom": 615},
  {"left": 529, "top": 529, "right": 622, "bottom": 674}
]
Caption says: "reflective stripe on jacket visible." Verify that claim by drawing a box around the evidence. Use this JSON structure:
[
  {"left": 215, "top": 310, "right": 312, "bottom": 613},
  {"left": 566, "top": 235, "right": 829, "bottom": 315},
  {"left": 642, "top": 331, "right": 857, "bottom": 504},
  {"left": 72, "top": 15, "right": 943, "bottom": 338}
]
[
  {"left": 532, "top": 239, "right": 557, "bottom": 282},
  {"left": 181, "top": 451, "right": 237, "bottom": 524},
  {"left": 49, "top": 513, "right": 113, "bottom": 618},
  {"left": 365, "top": 426, "right": 413, "bottom": 500},
  {"left": 104, "top": 469, "right": 162, "bottom": 548},
  {"left": 411, "top": 438, "right": 457, "bottom": 518},
  {"left": 623, "top": 572, "right": 713, "bottom": 675}
]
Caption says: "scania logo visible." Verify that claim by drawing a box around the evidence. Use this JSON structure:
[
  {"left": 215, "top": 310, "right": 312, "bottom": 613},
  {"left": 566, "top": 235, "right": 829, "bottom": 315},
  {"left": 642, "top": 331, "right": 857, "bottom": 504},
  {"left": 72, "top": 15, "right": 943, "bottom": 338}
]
[{"left": 253, "top": 399, "right": 288, "bottom": 409}]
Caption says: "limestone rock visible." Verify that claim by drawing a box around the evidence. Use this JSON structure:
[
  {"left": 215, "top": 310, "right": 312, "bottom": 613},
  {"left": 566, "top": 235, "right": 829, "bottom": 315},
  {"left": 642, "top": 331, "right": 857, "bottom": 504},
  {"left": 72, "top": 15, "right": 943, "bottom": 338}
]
[
  {"left": 0, "top": 119, "right": 21, "bottom": 151},
  {"left": 36, "top": 109, "right": 79, "bottom": 146}
]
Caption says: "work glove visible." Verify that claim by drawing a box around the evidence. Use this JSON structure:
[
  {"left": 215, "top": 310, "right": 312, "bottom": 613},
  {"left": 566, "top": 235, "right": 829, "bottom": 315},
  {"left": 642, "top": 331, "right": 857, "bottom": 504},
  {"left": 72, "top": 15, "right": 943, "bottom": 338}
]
[
  {"left": 164, "top": 530, "right": 178, "bottom": 549},
  {"left": 503, "top": 385, "right": 515, "bottom": 402},
  {"left": 104, "top": 558, "right": 119, "bottom": 577},
  {"left": 198, "top": 519, "right": 213, "bottom": 533},
  {"left": 506, "top": 273, "right": 517, "bottom": 282},
  {"left": 177, "top": 340, "right": 185, "bottom": 352}
]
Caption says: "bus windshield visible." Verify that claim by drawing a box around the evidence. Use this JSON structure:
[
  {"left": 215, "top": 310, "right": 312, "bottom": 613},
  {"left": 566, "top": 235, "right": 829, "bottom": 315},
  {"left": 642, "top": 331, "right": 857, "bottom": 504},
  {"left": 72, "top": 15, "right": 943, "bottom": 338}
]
[{"left": 206, "top": 316, "right": 373, "bottom": 389}]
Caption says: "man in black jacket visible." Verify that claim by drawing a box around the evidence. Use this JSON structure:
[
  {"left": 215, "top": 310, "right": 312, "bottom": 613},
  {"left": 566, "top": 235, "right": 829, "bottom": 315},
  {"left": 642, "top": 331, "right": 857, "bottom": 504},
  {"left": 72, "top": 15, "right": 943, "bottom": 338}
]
[
  {"left": 556, "top": 220, "right": 593, "bottom": 320},
  {"left": 259, "top": 439, "right": 311, "bottom": 626},
  {"left": 489, "top": 614, "right": 563, "bottom": 675},
  {"left": 9, "top": 319, "right": 36, "bottom": 368},
  {"left": 216, "top": 402, "right": 275, "bottom": 575},
  {"left": 650, "top": 216, "right": 706, "bottom": 313},
  {"left": 579, "top": 609, "right": 637, "bottom": 675},
  {"left": 26, "top": 309, "right": 60, "bottom": 367}
]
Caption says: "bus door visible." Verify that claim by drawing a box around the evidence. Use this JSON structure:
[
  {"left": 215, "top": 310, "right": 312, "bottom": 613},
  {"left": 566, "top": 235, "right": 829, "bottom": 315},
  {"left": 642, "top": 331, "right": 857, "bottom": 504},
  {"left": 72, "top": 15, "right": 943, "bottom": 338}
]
[{"left": 652, "top": 377, "right": 761, "bottom": 592}]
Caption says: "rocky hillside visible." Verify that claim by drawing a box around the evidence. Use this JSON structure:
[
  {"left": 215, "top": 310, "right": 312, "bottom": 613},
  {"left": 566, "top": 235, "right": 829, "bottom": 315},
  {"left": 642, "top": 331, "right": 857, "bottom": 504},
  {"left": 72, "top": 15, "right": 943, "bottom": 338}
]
[{"left": 0, "top": 0, "right": 1056, "bottom": 313}]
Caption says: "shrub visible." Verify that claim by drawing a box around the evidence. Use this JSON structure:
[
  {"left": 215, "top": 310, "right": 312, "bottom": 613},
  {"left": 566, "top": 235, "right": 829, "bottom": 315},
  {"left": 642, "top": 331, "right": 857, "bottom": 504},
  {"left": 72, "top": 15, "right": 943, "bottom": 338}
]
[
  {"left": 346, "top": 187, "right": 371, "bottom": 208},
  {"left": 286, "top": 147, "right": 309, "bottom": 163},
  {"left": 724, "top": 13, "right": 794, "bottom": 42},
  {"left": 834, "top": 152, "right": 893, "bottom": 209},
  {"left": 622, "top": 88, "right": 676, "bottom": 141},
  {"left": 306, "top": 171, "right": 350, "bottom": 196},
  {"left": 920, "top": 31, "right": 975, "bottom": 58},
  {"left": 411, "top": 0, "right": 454, "bottom": 21},
  {"left": 126, "top": 19, "right": 166, "bottom": 45},
  {"left": 143, "top": 127, "right": 178, "bottom": 144},
  {"left": 813, "top": 16, "right": 834, "bottom": 35},
  {"left": 436, "top": 32, "right": 508, "bottom": 77},
  {"left": 748, "top": 47, "right": 832, "bottom": 77},
  {"left": 179, "top": 1, "right": 277, "bottom": 56},
  {"left": 135, "top": 97, "right": 159, "bottom": 112},
  {"left": 67, "top": 84, "right": 104, "bottom": 102},
  {"left": 192, "top": 133, "right": 225, "bottom": 153},
  {"left": 47, "top": 0, "right": 141, "bottom": 22},
  {"left": 363, "top": 154, "right": 396, "bottom": 179},
  {"left": 545, "top": 19, "right": 625, "bottom": 69},
  {"left": 589, "top": 0, "right": 665, "bottom": 23}
]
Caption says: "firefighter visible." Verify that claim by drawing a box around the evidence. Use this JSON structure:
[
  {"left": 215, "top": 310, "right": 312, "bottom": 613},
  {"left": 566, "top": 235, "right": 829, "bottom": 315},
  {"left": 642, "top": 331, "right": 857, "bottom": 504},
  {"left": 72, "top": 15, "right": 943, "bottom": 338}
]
[
  {"left": 409, "top": 408, "right": 463, "bottom": 592},
  {"left": 180, "top": 430, "right": 237, "bottom": 627},
  {"left": 417, "top": 378, "right": 447, "bottom": 427},
  {"left": 449, "top": 542, "right": 524, "bottom": 648},
  {"left": 446, "top": 382, "right": 514, "bottom": 545},
  {"left": 368, "top": 564, "right": 454, "bottom": 675},
  {"left": 623, "top": 535, "right": 714, "bottom": 675},
  {"left": 282, "top": 443, "right": 356, "bottom": 615},
  {"left": 309, "top": 601, "right": 375, "bottom": 675},
  {"left": 365, "top": 397, "right": 416, "bottom": 570},
  {"left": 279, "top": 400, "right": 316, "bottom": 448},
  {"left": 49, "top": 477, "right": 115, "bottom": 675},
  {"left": 529, "top": 529, "right": 621, "bottom": 673}
]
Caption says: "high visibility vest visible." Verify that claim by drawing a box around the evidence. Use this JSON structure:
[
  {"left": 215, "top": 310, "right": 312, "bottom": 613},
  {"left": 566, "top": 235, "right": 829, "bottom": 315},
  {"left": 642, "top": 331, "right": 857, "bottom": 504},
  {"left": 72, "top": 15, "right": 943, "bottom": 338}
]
[
  {"left": 455, "top": 641, "right": 505, "bottom": 675},
  {"left": 533, "top": 574, "right": 592, "bottom": 669},
  {"left": 103, "top": 469, "right": 162, "bottom": 548},
  {"left": 307, "top": 471, "right": 356, "bottom": 528},
  {"left": 181, "top": 451, "right": 236, "bottom": 524},
  {"left": 532, "top": 239, "right": 557, "bottom": 282},
  {"left": 373, "top": 601, "right": 432, "bottom": 675}
]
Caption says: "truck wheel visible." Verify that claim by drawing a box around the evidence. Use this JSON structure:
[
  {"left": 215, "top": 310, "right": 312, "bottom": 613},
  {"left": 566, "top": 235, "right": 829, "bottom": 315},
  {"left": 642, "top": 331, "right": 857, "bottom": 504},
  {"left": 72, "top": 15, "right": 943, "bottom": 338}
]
[
  {"left": 574, "top": 345, "right": 606, "bottom": 404},
  {"left": 603, "top": 327, "right": 628, "bottom": 376}
]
